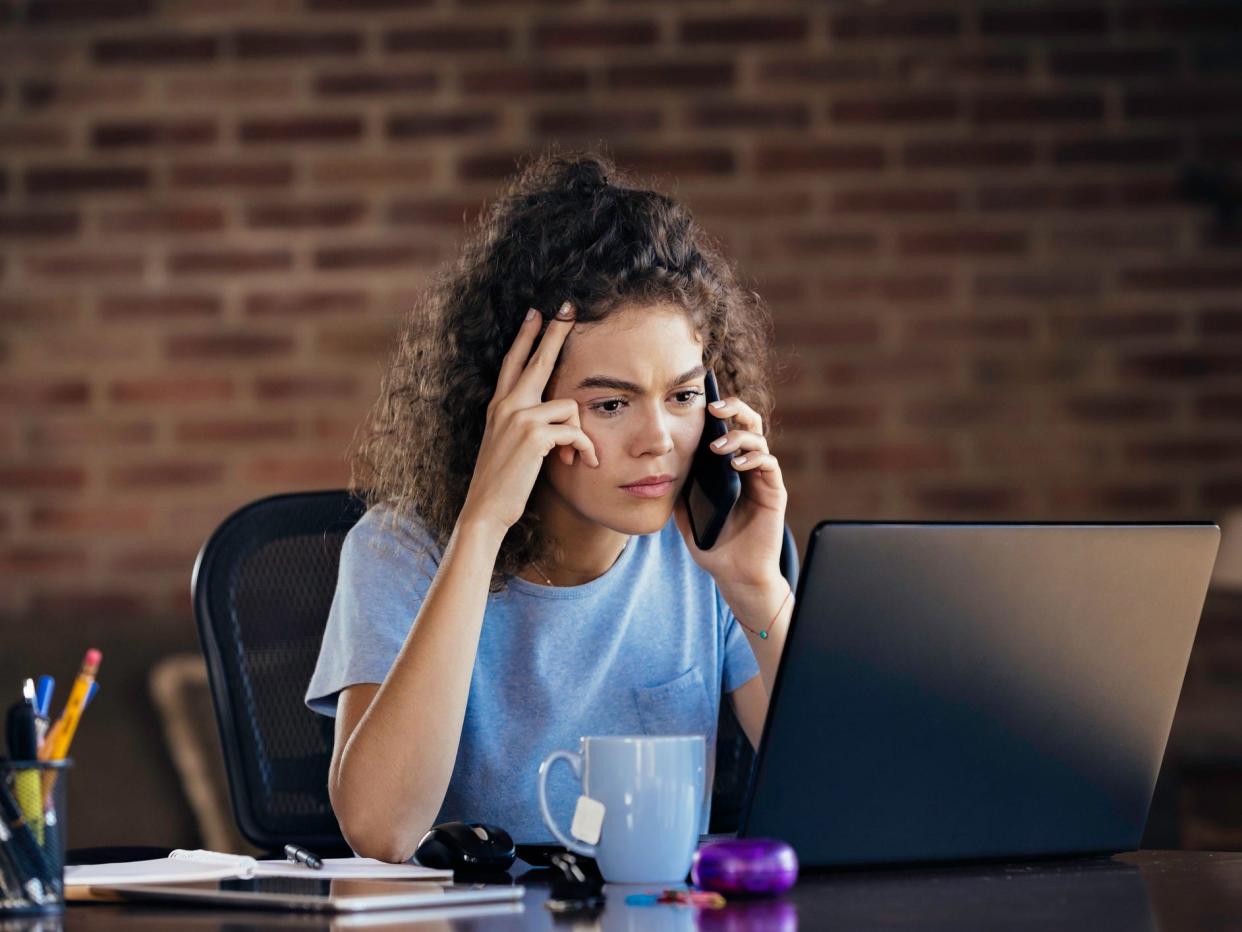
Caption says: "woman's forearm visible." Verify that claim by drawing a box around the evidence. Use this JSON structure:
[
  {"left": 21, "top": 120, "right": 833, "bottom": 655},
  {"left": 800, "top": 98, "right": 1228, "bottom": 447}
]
[
  {"left": 330, "top": 516, "right": 504, "bottom": 861},
  {"left": 722, "top": 577, "right": 794, "bottom": 698}
]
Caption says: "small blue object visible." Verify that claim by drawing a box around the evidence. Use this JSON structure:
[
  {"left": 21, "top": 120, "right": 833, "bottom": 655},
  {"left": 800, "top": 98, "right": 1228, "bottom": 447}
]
[
  {"left": 35, "top": 676, "right": 54, "bottom": 718},
  {"left": 84, "top": 681, "right": 98, "bottom": 709},
  {"left": 625, "top": 894, "right": 660, "bottom": 906}
]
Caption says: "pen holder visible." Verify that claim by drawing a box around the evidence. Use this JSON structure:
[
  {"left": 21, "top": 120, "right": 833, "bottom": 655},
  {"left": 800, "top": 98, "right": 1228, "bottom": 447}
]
[{"left": 0, "top": 759, "right": 71, "bottom": 916}]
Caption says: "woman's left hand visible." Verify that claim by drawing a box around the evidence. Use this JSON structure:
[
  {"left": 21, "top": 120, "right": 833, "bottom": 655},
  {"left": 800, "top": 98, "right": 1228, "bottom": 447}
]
[{"left": 673, "top": 395, "right": 789, "bottom": 596}]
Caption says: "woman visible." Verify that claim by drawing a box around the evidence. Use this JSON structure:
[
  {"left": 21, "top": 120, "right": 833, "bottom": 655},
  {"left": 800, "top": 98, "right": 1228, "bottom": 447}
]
[{"left": 306, "top": 149, "right": 793, "bottom": 862}]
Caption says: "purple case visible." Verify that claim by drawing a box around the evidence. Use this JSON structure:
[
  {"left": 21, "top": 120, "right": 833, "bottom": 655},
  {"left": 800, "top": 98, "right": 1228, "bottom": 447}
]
[{"left": 691, "top": 838, "right": 799, "bottom": 896}]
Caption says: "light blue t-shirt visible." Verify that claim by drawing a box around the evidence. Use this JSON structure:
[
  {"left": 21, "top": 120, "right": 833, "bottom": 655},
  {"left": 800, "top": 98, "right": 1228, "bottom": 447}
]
[{"left": 305, "top": 504, "right": 761, "bottom": 843}]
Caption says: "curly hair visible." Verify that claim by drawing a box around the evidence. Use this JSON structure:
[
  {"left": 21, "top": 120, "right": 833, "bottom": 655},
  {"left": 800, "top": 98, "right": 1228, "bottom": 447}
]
[{"left": 348, "top": 145, "right": 777, "bottom": 592}]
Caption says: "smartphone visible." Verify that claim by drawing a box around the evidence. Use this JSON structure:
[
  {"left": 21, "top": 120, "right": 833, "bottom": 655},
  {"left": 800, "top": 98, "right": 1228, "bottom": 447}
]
[{"left": 682, "top": 369, "right": 741, "bottom": 550}]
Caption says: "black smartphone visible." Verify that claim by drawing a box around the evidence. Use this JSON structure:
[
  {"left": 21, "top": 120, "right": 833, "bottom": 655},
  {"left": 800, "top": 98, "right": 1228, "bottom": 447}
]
[{"left": 682, "top": 369, "right": 741, "bottom": 550}]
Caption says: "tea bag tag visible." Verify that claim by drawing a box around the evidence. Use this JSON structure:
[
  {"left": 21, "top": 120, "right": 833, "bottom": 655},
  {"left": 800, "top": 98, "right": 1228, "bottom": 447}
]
[{"left": 570, "top": 795, "right": 605, "bottom": 845}]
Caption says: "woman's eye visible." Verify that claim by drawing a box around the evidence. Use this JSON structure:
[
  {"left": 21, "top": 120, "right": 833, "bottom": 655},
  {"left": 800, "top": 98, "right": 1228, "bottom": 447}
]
[
  {"left": 589, "top": 390, "right": 702, "bottom": 418},
  {"left": 674, "top": 389, "right": 703, "bottom": 406}
]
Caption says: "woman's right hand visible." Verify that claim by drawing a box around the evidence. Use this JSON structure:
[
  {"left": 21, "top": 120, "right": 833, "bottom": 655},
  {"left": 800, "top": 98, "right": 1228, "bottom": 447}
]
[{"left": 459, "top": 301, "right": 599, "bottom": 538}]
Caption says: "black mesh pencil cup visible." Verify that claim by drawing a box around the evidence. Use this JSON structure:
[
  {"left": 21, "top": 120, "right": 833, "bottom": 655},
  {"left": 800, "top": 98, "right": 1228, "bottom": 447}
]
[{"left": 0, "top": 759, "right": 70, "bottom": 915}]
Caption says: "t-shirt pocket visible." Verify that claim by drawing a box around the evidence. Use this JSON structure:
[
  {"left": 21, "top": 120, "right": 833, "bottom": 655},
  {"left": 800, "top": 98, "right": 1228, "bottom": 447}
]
[{"left": 634, "top": 666, "right": 715, "bottom": 739}]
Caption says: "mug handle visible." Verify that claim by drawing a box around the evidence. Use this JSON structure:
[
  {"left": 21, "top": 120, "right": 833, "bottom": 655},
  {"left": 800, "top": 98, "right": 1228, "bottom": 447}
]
[{"left": 537, "top": 749, "right": 597, "bottom": 858}]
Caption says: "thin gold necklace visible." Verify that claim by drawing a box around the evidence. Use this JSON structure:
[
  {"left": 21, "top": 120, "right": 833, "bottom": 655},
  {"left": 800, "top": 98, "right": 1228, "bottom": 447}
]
[{"left": 529, "top": 558, "right": 553, "bottom": 586}]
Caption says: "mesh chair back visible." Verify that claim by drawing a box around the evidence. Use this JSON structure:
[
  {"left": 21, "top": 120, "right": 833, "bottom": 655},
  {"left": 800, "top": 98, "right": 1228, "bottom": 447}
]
[
  {"left": 192, "top": 490, "right": 799, "bottom": 849},
  {"left": 193, "top": 490, "right": 365, "bottom": 851}
]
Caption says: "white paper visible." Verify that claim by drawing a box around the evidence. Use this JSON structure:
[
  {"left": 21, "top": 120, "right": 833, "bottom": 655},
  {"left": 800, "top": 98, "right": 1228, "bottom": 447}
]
[{"left": 66, "top": 852, "right": 452, "bottom": 887}]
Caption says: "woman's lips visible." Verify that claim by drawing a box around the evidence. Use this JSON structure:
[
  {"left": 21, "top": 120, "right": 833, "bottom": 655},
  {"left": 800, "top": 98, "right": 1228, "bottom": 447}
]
[{"left": 621, "top": 479, "right": 674, "bottom": 499}]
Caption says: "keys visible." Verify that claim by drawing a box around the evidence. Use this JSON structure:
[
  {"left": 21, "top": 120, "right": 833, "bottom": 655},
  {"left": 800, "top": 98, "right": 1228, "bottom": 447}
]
[{"left": 543, "top": 852, "right": 605, "bottom": 914}]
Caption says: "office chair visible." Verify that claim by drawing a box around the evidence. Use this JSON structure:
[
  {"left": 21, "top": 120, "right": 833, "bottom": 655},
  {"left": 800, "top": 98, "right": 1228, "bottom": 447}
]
[{"left": 192, "top": 490, "right": 800, "bottom": 853}]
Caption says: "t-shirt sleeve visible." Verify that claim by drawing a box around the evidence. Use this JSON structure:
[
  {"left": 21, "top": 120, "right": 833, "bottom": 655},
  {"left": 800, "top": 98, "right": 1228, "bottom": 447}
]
[
  {"left": 305, "top": 507, "right": 442, "bottom": 717},
  {"left": 718, "top": 585, "right": 761, "bottom": 693}
]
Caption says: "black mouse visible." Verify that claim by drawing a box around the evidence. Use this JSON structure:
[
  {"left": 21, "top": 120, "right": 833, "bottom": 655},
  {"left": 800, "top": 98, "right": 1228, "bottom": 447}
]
[{"left": 414, "top": 821, "right": 516, "bottom": 873}]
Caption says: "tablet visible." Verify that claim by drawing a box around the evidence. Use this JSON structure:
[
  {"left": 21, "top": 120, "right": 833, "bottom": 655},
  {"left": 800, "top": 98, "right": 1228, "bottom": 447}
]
[{"left": 92, "top": 877, "right": 525, "bottom": 913}]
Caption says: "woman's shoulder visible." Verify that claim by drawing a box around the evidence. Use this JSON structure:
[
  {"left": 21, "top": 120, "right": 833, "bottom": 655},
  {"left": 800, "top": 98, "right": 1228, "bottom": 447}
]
[{"left": 345, "top": 501, "right": 444, "bottom": 571}]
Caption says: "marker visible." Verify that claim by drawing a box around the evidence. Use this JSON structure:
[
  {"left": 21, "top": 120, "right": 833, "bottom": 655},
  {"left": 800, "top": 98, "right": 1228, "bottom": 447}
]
[{"left": 44, "top": 649, "right": 101, "bottom": 762}]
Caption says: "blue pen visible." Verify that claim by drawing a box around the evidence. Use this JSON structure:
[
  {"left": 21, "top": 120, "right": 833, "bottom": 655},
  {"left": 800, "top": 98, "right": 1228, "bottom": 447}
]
[{"left": 35, "top": 677, "right": 53, "bottom": 719}]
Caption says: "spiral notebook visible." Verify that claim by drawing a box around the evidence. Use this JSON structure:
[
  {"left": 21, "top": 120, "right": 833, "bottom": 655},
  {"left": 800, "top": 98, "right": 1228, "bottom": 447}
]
[{"left": 66, "top": 848, "right": 453, "bottom": 887}]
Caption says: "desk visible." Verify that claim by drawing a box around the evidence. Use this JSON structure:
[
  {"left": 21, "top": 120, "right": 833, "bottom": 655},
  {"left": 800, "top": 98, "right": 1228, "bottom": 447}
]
[{"left": 37, "top": 850, "right": 1242, "bottom": 931}]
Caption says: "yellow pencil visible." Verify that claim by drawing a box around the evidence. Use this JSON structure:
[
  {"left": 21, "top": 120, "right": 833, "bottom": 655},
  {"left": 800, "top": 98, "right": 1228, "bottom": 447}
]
[{"left": 45, "top": 649, "right": 101, "bottom": 762}]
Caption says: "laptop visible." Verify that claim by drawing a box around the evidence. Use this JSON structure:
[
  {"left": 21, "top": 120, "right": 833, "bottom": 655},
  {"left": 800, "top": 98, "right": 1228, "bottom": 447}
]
[{"left": 736, "top": 520, "right": 1220, "bottom": 867}]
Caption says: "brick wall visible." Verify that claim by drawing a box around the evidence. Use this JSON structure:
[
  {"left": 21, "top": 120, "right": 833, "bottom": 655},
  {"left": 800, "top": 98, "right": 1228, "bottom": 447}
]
[{"left": 2, "top": 0, "right": 1240, "bottom": 847}]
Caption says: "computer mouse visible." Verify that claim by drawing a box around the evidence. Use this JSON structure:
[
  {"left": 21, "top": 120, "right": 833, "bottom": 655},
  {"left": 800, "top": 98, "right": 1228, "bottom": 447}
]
[{"left": 414, "top": 821, "right": 517, "bottom": 872}]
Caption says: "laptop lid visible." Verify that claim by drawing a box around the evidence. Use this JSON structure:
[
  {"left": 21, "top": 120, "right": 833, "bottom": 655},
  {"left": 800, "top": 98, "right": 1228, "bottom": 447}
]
[{"left": 741, "top": 521, "right": 1220, "bottom": 867}]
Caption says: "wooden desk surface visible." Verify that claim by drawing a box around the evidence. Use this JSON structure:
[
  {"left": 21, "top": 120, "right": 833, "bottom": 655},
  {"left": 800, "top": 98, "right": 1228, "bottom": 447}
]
[{"left": 38, "top": 850, "right": 1242, "bottom": 931}]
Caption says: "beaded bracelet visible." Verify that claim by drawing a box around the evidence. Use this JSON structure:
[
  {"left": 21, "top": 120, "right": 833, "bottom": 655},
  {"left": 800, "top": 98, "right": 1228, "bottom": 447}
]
[{"left": 735, "top": 586, "right": 793, "bottom": 640}]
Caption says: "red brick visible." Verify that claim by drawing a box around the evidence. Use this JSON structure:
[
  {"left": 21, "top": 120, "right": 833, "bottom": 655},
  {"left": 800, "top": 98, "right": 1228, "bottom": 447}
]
[
  {"left": 168, "top": 249, "right": 292, "bottom": 275},
  {"left": 18, "top": 0, "right": 152, "bottom": 24},
  {"left": 1049, "top": 46, "right": 1178, "bottom": 78},
  {"left": 533, "top": 19, "right": 658, "bottom": 49},
  {"left": 0, "top": 379, "right": 89, "bottom": 406},
  {"left": 461, "top": 66, "right": 589, "bottom": 95},
  {"left": 820, "top": 272, "right": 953, "bottom": 303},
  {"left": 106, "top": 544, "right": 201, "bottom": 575},
  {"left": 388, "top": 197, "right": 486, "bottom": 228},
  {"left": 904, "top": 139, "right": 1034, "bottom": 169},
  {"left": 0, "top": 546, "right": 87, "bottom": 575},
  {"left": 975, "top": 270, "right": 1101, "bottom": 300},
  {"left": 679, "top": 15, "right": 807, "bottom": 45},
  {"left": 255, "top": 374, "right": 359, "bottom": 400},
  {"left": 385, "top": 26, "right": 511, "bottom": 53},
  {"left": 20, "top": 75, "right": 146, "bottom": 111},
  {"left": 686, "top": 191, "right": 812, "bottom": 221},
  {"left": 775, "top": 404, "right": 882, "bottom": 429},
  {"left": 109, "top": 461, "right": 225, "bottom": 488},
  {"left": 1055, "top": 133, "right": 1183, "bottom": 163},
  {"left": 1199, "top": 309, "right": 1242, "bottom": 336},
  {"left": 910, "top": 484, "right": 1024, "bottom": 513},
  {"left": 831, "top": 187, "right": 960, "bottom": 213},
  {"left": 830, "top": 95, "right": 959, "bottom": 124},
  {"left": 109, "top": 376, "right": 235, "bottom": 404},
  {"left": 0, "top": 210, "right": 79, "bottom": 237},
  {"left": 91, "top": 119, "right": 217, "bottom": 148},
  {"left": 175, "top": 418, "right": 299, "bottom": 444},
  {"left": 774, "top": 317, "right": 882, "bottom": 346},
  {"left": 387, "top": 111, "right": 499, "bottom": 138},
  {"left": 1049, "top": 310, "right": 1180, "bottom": 340},
  {"left": 973, "top": 94, "right": 1103, "bottom": 124},
  {"left": 0, "top": 295, "right": 82, "bottom": 326},
  {"left": 170, "top": 160, "right": 293, "bottom": 188},
  {"left": 94, "top": 33, "right": 220, "bottom": 64},
  {"left": 98, "top": 293, "right": 221, "bottom": 322},
  {"left": 165, "top": 333, "right": 296, "bottom": 360},
  {"left": 315, "top": 70, "right": 438, "bottom": 96},
  {"left": 824, "top": 354, "right": 958, "bottom": 386},
  {"left": 311, "top": 156, "right": 433, "bottom": 186},
  {"left": 899, "top": 229, "right": 1028, "bottom": 256},
  {"left": 162, "top": 74, "right": 297, "bottom": 104},
  {"left": 24, "top": 252, "right": 144, "bottom": 279},
  {"left": 244, "top": 455, "right": 349, "bottom": 486},
  {"left": 979, "top": 6, "right": 1107, "bottom": 37},
  {"left": 28, "top": 504, "right": 155, "bottom": 533},
  {"left": 314, "top": 242, "right": 439, "bottom": 270},
  {"left": 896, "top": 51, "right": 1029, "bottom": 81},
  {"left": 0, "top": 123, "right": 72, "bottom": 148},
  {"left": 316, "top": 325, "right": 395, "bottom": 359},
  {"left": 760, "top": 230, "right": 880, "bottom": 259},
  {"left": 244, "top": 290, "right": 368, "bottom": 317},
  {"left": 1121, "top": 4, "right": 1242, "bottom": 34},
  {"left": 1196, "top": 394, "right": 1242, "bottom": 421},
  {"left": 533, "top": 108, "right": 662, "bottom": 135},
  {"left": 308, "top": 0, "right": 433, "bottom": 8},
  {"left": 233, "top": 30, "right": 362, "bottom": 57},
  {"left": 756, "top": 143, "right": 885, "bottom": 174},
  {"left": 606, "top": 62, "right": 734, "bottom": 91},
  {"left": 609, "top": 146, "right": 736, "bottom": 177},
  {"left": 24, "top": 165, "right": 148, "bottom": 195},
  {"left": 903, "top": 397, "right": 1030, "bottom": 427},
  {"left": 757, "top": 57, "right": 882, "bottom": 86},
  {"left": 1120, "top": 351, "right": 1242, "bottom": 380},
  {"left": 906, "top": 314, "right": 1033, "bottom": 342},
  {"left": 26, "top": 418, "right": 156, "bottom": 448},
  {"left": 30, "top": 588, "right": 147, "bottom": 622},
  {"left": 824, "top": 443, "right": 959, "bottom": 472},
  {"left": 99, "top": 205, "right": 225, "bottom": 234},
  {"left": 1202, "top": 479, "right": 1242, "bottom": 509},
  {"left": 1127, "top": 91, "right": 1242, "bottom": 121},
  {"left": 0, "top": 465, "right": 86, "bottom": 491},
  {"left": 1049, "top": 482, "right": 1181, "bottom": 512},
  {"left": 831, "top": 9, "right": 961, "bottom": 39},
  {"left": 687, "top": 102, "right": 808, "bottom": 131},
  {"left": 239, "top": 116, "right": 363, "bottom": 144},
  {"left": 245, "top": 200, "right": 367, "bottom": 229},
  {"left": 1122, "top": 264, "right": 1242, "bottom": 291},
  {"left": 1128, "top": 438, "right": 1242, "bottom": 465}
]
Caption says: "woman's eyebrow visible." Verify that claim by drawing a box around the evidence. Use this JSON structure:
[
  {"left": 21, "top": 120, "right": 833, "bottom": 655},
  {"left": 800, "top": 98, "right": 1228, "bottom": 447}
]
[{"left": 576, "top": 365, "right": 707, "bottom": 393}]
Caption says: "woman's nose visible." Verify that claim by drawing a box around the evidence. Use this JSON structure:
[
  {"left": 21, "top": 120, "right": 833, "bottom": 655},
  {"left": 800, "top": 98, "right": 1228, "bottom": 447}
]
[{"left": 633, "top": 408, "right": 675, "bottom": 457}]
